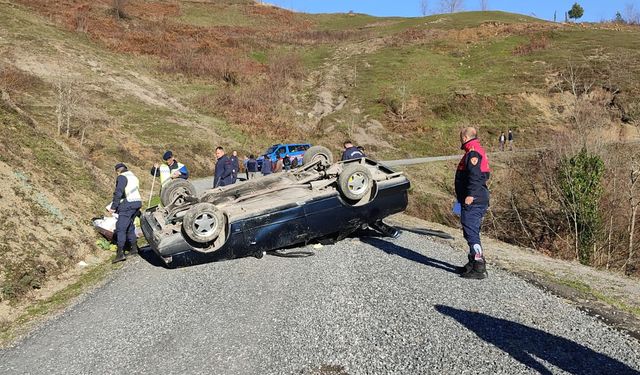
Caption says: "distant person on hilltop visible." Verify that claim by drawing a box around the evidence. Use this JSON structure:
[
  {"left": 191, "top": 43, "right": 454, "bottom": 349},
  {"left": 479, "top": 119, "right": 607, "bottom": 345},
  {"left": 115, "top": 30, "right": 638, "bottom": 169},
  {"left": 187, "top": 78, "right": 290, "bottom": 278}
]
[
  {"left": 341, "top": 141, "right": 365, "bottom": 161},
  {"left": 455, "top": 127, "right": 491, "bottom": 280},
  {"left": 499, "top": 131, "right": 506, "bottom": 152},
  {"left": 508, "top": 129, "right": 514, "bottom": 151}
]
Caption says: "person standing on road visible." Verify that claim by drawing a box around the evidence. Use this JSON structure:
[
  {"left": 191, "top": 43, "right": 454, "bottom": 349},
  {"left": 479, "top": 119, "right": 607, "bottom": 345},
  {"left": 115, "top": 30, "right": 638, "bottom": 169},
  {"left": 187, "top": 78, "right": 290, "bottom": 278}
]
[
  {"left": 283, "top": 154, "right": 292, "bottom": 171},
  {"left": 246, "top": 154, "right": 259, "bottom": 180},
  {"left": 261, "top": 157, "right": 273, "bottom": 176},
  {"left": 230, "top": 150, "right": 240, "bottom": 183},
  {"left": 150, "top": 150, "right": 189, "bottom": 188},
  {"left": 499, "top": 132, "right": 506, "bottom": 152},
  {"left": 508, "top": 129, "right": 514, "bottom": 151},
  {"left": 273, "top": 156, "right": 284, "bottom": 173},
  {"left": 214, "top": 147, "right": 233, "bottom": 188},
  {"left": 342, "top": 141, "right": 366, "bottom": 161},
  {"left": 109, "top": 163, "right": 142, "bottom": 263},
  {"left": 455, "top": 127, "right": 491, "bottom": 279}
]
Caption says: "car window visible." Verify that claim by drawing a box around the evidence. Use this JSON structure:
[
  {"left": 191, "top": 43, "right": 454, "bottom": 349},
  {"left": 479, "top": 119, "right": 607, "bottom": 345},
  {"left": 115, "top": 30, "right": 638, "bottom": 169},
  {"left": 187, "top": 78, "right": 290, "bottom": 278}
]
[
  {"left": 265, "top": 145, "right": 278, "bottom": 154},
  {"left": 277, "top": 146, "right": 286, "bottom": 156}
]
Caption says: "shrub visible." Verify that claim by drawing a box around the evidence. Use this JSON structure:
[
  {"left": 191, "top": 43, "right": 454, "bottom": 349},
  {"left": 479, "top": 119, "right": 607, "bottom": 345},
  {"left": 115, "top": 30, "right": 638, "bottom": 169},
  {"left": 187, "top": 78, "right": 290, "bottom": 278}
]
[{"left": 557, "top": 148, "right": 605, "bottom": 265}]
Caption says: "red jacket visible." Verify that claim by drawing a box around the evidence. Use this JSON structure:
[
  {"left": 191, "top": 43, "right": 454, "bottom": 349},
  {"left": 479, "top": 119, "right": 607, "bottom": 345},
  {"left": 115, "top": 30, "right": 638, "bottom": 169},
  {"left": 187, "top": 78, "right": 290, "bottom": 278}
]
[{"left": 455, "top": 138, "right": 490, "bottom": 205}]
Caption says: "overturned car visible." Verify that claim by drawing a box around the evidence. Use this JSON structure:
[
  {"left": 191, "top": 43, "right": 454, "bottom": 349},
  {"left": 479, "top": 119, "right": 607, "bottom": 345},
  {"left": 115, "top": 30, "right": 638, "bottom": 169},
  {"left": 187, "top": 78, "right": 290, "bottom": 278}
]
[{"left": 140, "top": 146, "right": 410, "bottom": 266}]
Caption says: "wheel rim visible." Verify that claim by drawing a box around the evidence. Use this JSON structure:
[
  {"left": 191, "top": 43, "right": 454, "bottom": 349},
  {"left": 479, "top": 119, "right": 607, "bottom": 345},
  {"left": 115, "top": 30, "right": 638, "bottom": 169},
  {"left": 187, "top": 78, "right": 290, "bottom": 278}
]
[
  {"left": 347, "top": 172, "right": 368, "bottom": 195},
  {"left": 192, "top": 212, "right": 219, "bottom": 237},
  {"left": 312, "top": 154, "right": 328, "bottom": 162}
]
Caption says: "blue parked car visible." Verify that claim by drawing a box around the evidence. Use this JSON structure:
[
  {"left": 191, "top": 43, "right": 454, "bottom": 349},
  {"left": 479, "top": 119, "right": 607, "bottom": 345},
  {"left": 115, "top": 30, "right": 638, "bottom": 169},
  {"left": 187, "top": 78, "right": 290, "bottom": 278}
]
[{"left": 257, "top": 143, "right": 311, "bottom": 170}]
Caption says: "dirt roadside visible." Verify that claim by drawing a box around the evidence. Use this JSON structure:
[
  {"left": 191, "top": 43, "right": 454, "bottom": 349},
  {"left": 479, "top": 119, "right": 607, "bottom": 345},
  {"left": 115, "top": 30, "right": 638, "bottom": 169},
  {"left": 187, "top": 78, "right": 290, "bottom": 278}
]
[{"left": 388, "top": 213, "right": 640, "bottom": 340}]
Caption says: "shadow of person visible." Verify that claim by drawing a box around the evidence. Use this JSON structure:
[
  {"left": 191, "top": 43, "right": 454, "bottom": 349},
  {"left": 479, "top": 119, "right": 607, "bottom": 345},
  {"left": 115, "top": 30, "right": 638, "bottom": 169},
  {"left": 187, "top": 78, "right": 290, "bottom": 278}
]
[
  {"left": 435, "top": 305, "right": 640, "bottom": 375},
  {"left": 361, "top": 237, "right": 459, "bottom": 274}
]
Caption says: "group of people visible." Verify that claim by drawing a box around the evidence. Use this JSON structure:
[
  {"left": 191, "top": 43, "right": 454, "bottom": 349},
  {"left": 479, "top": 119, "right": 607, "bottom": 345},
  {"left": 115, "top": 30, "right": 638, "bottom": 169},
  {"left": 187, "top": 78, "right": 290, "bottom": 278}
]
[
  {"left": 212, "top": 147, "right": 300, "bottom": 188},
  {"left": 498, "top": 129, "right": 514, "bottom": 151},
  {"left": 109, "top": 133, "right": 489, "bottom": 281}
]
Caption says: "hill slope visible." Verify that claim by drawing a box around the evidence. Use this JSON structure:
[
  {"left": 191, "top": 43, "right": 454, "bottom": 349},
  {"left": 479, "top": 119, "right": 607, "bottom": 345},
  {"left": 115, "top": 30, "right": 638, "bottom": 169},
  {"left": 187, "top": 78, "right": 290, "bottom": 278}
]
[{"left": 1, "top": 0, "right": 639, "bottom": 332}]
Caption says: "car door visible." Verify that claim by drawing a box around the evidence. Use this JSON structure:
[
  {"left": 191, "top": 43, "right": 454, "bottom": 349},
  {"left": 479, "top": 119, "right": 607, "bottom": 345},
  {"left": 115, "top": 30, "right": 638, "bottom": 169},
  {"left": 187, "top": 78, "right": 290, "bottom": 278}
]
[{"left": 243, "top": 202, "right": 309, "bottom": 252}]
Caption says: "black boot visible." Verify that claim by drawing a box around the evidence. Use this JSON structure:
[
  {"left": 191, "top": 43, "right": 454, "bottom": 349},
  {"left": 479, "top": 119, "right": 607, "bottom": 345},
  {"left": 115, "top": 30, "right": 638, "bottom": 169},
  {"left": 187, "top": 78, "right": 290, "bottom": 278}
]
[
  {"left": 128, "top": 243, "right": 138, "bottom": 256},
  {"left": 457, "top": 254, "right": 474, "bottom": 274},
  {"left": 461, "top": 259, "right": 487, "bottom": 280},
  {"left": 112, "top": 247, "right": 126, "bottom": 263}
]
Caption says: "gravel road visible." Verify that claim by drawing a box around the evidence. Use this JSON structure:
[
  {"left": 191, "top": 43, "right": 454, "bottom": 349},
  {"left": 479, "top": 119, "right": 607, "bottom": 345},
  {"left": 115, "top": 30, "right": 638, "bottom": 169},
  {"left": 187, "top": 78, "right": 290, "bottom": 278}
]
[{"left": 2, "top": 230, "right": 640, "bottom": 374}]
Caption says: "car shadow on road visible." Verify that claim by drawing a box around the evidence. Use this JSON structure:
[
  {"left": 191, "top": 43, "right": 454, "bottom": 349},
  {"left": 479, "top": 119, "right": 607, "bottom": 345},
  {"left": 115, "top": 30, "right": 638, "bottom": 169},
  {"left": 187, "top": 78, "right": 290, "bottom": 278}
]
[
  {"left": 360, "top": 236, "right": 459, "bottom": 274},
  {"left": 435, "top": 305, "right": 639, "bottom": 375}
]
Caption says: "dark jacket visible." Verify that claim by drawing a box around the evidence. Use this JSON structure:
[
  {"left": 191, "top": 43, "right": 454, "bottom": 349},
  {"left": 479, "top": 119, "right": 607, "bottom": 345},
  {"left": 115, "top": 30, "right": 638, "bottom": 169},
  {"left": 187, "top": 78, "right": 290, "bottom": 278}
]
[
  {"left": 230, "top": 156, "right": 240, "bottom": 175},
  {"left": 455, "top": 138, "right": 490, "bottom": 206},
  {"left": 214, "top": 155, "right": 233, "bottom": 187},
  {"left": 341, "top": 146, "right": 365, "bottom": 161},
  {"left": 246, "top": 158, "right": 258, "bottom": 172},
  {"left": 261, "top": 159, "right": 272, "bottom": 175}
]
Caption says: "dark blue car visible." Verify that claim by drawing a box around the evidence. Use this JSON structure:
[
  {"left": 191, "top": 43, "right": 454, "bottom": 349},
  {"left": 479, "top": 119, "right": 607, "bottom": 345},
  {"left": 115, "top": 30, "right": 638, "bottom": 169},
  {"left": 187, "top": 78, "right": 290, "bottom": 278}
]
[{"left": 141, "top": 146, "right": 409, "bottom": 267}]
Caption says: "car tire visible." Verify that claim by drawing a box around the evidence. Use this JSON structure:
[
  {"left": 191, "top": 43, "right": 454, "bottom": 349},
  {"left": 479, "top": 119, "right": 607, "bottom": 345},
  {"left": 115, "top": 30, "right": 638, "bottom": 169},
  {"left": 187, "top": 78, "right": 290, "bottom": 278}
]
[
  {"left": 303, "top": 145, "right": 333, "bottom": 165},
  {"left": 160, "top": 179, "right": 196, "bottom": 207},
  {"left": 182, "top": 203, "right": 225, "bottom": 243},
  {"left": 338, "top": 164, "right": 373, "bottom": 201}
]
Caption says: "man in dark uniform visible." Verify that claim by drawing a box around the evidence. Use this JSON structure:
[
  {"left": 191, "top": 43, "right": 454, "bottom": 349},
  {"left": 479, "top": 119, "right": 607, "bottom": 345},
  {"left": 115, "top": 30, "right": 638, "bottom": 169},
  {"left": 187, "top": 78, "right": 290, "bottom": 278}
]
[
  {"left": 341, "top": 141, "right": 365, "bottom": 161},
  {"left": 230, "top": 150, "right": 240, "bottom": 183},
  {"left": 455, "top": 127, "right": 491, "bottom": 279},
  {"left": 214, "top": 146, "right": 233, "bottom": 188},
  {"left": 245, "top": 154, "right": 259, "bottom": 180},
  {"left": 109, "top": 163, "right": 142, "bottom": 263}
]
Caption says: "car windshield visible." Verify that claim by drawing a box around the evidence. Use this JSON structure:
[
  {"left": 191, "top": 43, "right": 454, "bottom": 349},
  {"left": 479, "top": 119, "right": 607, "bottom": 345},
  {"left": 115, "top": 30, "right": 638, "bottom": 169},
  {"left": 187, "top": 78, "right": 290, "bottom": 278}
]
[{"left": 265, "top": 146, "right": 278, "bottom": 154}]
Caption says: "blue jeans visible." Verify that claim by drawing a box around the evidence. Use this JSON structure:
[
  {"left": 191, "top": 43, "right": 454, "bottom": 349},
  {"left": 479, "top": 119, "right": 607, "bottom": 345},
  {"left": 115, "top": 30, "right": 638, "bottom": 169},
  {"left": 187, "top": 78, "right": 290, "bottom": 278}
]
[{"left": 460, "top": 204, "right": 488, "bottom": 256}]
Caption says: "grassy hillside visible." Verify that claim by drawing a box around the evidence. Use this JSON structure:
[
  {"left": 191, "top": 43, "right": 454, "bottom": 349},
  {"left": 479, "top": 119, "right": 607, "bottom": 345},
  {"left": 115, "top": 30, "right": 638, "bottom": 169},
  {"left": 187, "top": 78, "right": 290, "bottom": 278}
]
[{"left": 1, "top": 0, "right": 639, "bottom": 329}]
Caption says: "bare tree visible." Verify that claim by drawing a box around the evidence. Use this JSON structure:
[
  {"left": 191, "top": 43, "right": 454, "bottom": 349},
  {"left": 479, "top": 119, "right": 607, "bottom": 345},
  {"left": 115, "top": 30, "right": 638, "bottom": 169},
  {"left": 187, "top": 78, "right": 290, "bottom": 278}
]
[
  {"left": 112, "top": 0, "right": 128, "bottom": 20},
  {"left": 420, "top": 0, "right": 429, "bottom": 16},
  {"left": 55, "top": 81, "right": 79, "bottom": 137},
  {"left": 624, "top": 160, "right": 640, "bottom": 273},
  {"left": 624, "top": 3, "right": 640, "bottom": 24},
  {"left": 441, "top": 0, "right": 464, "bottom": 13},
  {"left": 480, "top": 0, "right": 489, "bottom": 11}
]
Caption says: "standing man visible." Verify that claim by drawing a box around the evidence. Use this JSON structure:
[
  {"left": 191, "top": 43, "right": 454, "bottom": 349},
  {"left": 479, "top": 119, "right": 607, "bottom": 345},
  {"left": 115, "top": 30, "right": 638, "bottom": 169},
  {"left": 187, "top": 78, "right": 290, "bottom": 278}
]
[
  {"left": 342, "top": 141, "right": 366, "bottom": 161},
  {"left": 273, "top": 155, "right": 284, "bottom": 173},
  {"left": 151, "top": 150, "right": 189, "bottom": 189},
  {"left": 455, "top": 127, "right": 491, "bottom": 279},
  {"left": 499, "top": 131, "right": 506, "bottom": 152},
  {"left": 508, "top": 129, "right": 514, "bottom": 151},
  {"left": 109, "top": 163, "right": 142, "bottom": 263},
  {"left": 261, "top": 157, "right": 273, "bottom": 176},
  {"left": 283, "top": 154, "right": 292, "bottom": 171},
  {"left": 230, "top": 150, "right": 240, "bottom": 183},
  {"left": 245, "top": 154, "right": 259, "bottom": 180},
  {"left": 214, "top": 146, "right": 233, "bottom": 188}
]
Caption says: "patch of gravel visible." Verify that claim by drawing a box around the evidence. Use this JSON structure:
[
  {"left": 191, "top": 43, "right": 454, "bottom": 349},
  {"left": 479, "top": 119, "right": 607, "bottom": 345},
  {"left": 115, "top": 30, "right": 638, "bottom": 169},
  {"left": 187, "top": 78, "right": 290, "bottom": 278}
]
[{"left": 1, "top": 230, "right": 639, "bottom": 374}]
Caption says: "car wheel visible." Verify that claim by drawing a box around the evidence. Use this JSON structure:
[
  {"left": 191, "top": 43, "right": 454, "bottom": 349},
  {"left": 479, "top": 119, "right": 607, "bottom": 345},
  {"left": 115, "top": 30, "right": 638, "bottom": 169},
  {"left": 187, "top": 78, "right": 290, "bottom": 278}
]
[
  {"left": 303, "top": 145, "right": 333, "bottom": 165},
  {"left": 160, "top": 179, "right": 196, "bottom": 206},
  {"left": 182, "top": 203, "right": 225, "bottom": 243},
  {"left": 338, "top": 164, "right": 373, "bottom": 201}
]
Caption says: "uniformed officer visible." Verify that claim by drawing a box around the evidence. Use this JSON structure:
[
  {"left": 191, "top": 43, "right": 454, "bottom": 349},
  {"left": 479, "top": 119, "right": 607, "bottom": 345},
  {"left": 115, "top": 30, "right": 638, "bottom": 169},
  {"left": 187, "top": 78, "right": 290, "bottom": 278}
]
[
  {"left": 109, "top": 163, "right": 142, "bottom": 263},
  {"left": 150, "top": 150, "right": 189, "bottom": 188},
  {"left": 213, "top": 146, "right": 233, "bottom": 187},
  {"left": 341, "top": 141, "right": 366, "bottom": 161},
  {"left": 454, "top": 127, "right": 491, "bottom": 279}
]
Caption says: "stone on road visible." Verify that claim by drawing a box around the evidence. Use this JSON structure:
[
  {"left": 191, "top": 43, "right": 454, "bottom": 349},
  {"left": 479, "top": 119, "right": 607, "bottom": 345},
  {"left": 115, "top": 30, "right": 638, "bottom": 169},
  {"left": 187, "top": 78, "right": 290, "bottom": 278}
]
[{"left": 1, "top": 231, "right": 640, "bottom": 374}]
